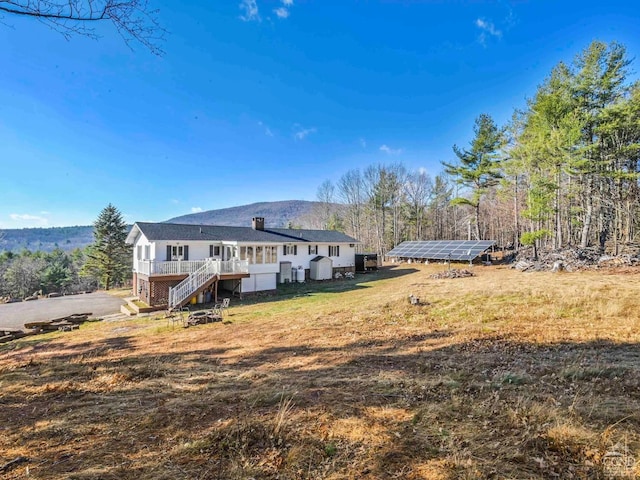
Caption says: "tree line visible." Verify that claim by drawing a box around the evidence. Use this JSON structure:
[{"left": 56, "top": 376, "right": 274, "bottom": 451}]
[
  {"left": 0, "top": 204, "right": 132, "bottom": 300},
  {"left": 307, "top": 41, "right": 640, "bottom": 257}
]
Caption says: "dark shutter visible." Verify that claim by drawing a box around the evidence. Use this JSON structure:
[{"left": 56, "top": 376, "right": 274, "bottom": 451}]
[
  {"left": 337, "top": 246, "right": 340, "bottom": 256},
  {"left": 294, "top": 245, "right": 297, "bottom": 255},
  {"left": 166, "top": 245, "right": 172, "bottom": 261},
  {"left": 184, "top": 245, "right": 189, "bottom": 261},
  {"left": 210, "top": 245, "right": 213, "bottom": 257}
]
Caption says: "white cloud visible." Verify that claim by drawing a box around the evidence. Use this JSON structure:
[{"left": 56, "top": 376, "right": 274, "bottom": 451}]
[
  {"left": 274, "top": 7, "right": 290, "bottom": 18},
  {"left": 475, "top": 18, "right": 502, "bottom": 46},
  {"left": 242, "top": 0, "right": 295, "bottom": 22},
  {"left": 359, "top": 138, "right": 367, "bottom": 148},
  {"left": 239, "top": 0, "right": 260, "bottom": 21},
  {"left": 9, "top": 213, "right": 49, "bottom": 226},
  {"left": 418, "top": 167, "right": 427, "bottom": 175},
  {"left": 293, "top": 125, "right": 317, "bottom": 140},
  {"left": 504, "top": 7, "right": 516, "bottom": 28},
  {"left": 476, "top": 18, "right": 501, "bottom": 37},
  {"left": 379, "top": 144, "right": 403, "bottom": 155},
  {"left": 191, "top": 207, "right": 203, "bottom": 213},
  {"left": 258, "top": 121, "right": 274, "bottom": 137},
  {"left": 170, "top": 199, "right": 180, "bottom": 204}
]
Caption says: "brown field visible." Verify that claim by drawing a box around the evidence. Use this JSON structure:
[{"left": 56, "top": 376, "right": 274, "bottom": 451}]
[{"left": 2, "top": 264, "right": 640, "bottom": 479}]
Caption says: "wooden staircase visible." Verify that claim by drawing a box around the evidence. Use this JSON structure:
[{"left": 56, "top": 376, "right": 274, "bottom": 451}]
[{"left": 168, "top": 259, "right": 219, "bottom": 309}]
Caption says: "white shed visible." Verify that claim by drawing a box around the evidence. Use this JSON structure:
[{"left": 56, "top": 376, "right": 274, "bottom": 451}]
[{"left": 310, "top": 256, "right": 333, "bottom": 280}]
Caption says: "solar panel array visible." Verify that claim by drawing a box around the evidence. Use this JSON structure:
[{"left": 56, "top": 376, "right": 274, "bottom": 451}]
[{"left": 387, "top": 240, "right": 495, "bottom": 261}]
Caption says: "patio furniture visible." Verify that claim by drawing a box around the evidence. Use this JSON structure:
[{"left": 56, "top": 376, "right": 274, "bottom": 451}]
[
  {"left": 166, "top": 306, "right": 190, "bottom": 328},
  {"left": 214, "top": 297, "right": 230, "bottom": 316}
]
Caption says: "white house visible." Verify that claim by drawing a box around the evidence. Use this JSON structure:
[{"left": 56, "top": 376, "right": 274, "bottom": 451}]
[{"left": 125, "top": 217, "right": 359, "bottom": 308}]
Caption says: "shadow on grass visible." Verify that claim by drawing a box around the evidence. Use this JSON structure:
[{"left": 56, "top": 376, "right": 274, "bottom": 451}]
[
  {"left": 2, "top": 322, "right": 640, "bottom": 479},
  {"left": 185, "top": 265, "right": 421, "bottom": 312}
]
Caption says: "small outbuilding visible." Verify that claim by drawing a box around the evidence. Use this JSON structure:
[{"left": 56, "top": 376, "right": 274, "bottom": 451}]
[
  {"left": 355, "top": 253, "right": 379, "bottom": 272},
  {"left": 310, "top": 256, "right": 333, "bottom": 280}
]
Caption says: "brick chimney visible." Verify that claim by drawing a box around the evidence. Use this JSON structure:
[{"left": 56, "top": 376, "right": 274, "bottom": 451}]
[{"left": 252, "top": 217, "right": 265, "bottom": 231}]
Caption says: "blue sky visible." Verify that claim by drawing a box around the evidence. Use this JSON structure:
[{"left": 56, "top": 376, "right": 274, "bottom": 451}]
[{"left": 1, "top": 0, "right": 639, "bottom": 228}]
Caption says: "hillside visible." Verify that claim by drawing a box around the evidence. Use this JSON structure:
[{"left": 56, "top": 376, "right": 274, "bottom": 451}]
[
  {"left": 165, "top": 200, "right": 319, "bottom": 227},
  {"left": 0, "top": 200, "right": 321, "bottom": 253},
  {"left": 0, "top": 226, "right": 94, "bottom": 253},
  {"left": 2, "top": 265, "right": 640, "bottom": 478}
]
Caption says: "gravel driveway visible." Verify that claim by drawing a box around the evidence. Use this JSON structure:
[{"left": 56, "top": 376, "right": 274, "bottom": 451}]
[{"left": 0, "top": 292, "right": 126, "bottom": 331}]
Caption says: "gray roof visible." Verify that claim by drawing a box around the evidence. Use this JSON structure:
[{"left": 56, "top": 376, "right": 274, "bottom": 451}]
[
  {"left": 127, "top": 222, "right": 359, "bottom": 244},
  {"left": 267, "top": 228, "right": 358, "bottom": 243},
  {"left": 310, "top": 255, "right": 331, "bottom": 262}
]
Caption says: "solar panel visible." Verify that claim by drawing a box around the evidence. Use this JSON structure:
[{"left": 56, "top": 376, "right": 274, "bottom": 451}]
[{"left": 387, "top": 240, "right": 495, "bottom": 261}]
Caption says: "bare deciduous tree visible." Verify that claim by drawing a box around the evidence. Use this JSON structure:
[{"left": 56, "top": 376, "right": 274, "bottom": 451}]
[
  {"left": 0, "top": 0, "right": 165, "bottom": 54},
  {"left": 404, "top": 169, "right": 433, "bottom": 240}
]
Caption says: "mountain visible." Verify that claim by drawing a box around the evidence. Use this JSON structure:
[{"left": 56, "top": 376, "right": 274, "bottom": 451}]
[
  {"left": 0, "top": 225, "right": 94, "bottom": 253},
  {"left": 0, "top": 200, "right": 322, "bottom": 253},
  {"left": 165, "top": 200, "right": 320, "bottom": 227}
]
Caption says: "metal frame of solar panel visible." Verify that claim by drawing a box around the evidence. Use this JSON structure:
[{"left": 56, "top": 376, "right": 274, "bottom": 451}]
[{"left": 387, "top": 240, "right": 495, "bottom": 261}]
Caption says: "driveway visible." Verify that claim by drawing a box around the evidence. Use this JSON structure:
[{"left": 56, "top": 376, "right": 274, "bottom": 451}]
[{"left": 0, "top": 292, "right": 126, "bottom": 331}]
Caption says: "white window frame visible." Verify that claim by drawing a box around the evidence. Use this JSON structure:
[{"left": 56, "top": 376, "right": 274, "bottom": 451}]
[{"left": 172, "top": 245, "right": 184, "bottom": 260}]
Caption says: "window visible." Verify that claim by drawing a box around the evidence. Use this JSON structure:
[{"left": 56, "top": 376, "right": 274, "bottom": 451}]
[
  {"left": 308, "top": 245, "right": 318, "bottom": 255},
  {"left": 329, "top": 245, "right": 340, "bottom": 257},
  {"left": 172, "top": 246, "right": 183, "bottom": 259},
  {"left": 240, "top": 246, "right": 254, "bottom": 263},
  {"left": 137, "top": 245, "right": 142, "bottom": 260},
  {"left": 167, "top": 245, "right": 189, "bottom": 260},
  {"left": 265, "top": 245, "right": 277, "bottom": 263},
  {"left": 210, "top": 245, "right": 221, "bottom": 257},
  {"left": 283, "top": 245, "right": 297, "bottom": 255},
  {"left": 240, "top": 245, "right": 274, "bottom": 264},
  {"left": 144, "top": 245, "right": 150, "bottom": 260}
]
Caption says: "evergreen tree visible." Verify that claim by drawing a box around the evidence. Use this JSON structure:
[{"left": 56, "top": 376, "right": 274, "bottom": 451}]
[
  {"left": 512, "top": 63, "right": 581, "bottom": 249},
  {"left": 443, "top": 114, "right": 505, "bottom": 240},
  {"left": 81, "top": 204, "right": 131, "bottom": 290},
  {"left": 42, "top": 248, "right": 73, "bottom": 293}
]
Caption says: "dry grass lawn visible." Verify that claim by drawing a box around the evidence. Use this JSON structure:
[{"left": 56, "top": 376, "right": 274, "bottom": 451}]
[{"left": 2, "top": 264, "right": 640, "bottom": 479}]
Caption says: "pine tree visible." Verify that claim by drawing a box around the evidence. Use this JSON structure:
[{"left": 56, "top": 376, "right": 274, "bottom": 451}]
[
  {"left": 81, "top": 204, "right": 131, "bottom": 290},
  {"left": 442, "top": 114, "right": 505, "bottom": 240}
]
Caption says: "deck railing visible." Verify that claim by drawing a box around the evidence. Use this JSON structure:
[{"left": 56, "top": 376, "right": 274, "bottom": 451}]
[
  {"left": 167, "top": 259, "right": 249, "bottom": 308},
  {"left": 136, "top": 259, "right": 249, "bottom": 276}
]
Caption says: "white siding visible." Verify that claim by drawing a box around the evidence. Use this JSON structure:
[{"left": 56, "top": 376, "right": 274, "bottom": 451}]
[
  {"left": 323, "top": 243, "right": 356, "bottom": 268},
  {"left": 242, "top": 273, "right": 277, "bottom": 292},
  {"left": 248, "top": 263, "right": 280, "bottom": 274},
  {"left": 140, "top": 238, "right": 354, "bottom": 269},
  {"left": 280, "top": 243, "right": 356, "bottom": 270},
  {"left": 152, "top": 240, "right": 228, "bottom": 261},
  {"left": 134, "top": 233, "right": 152, "bottom": 260}
]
